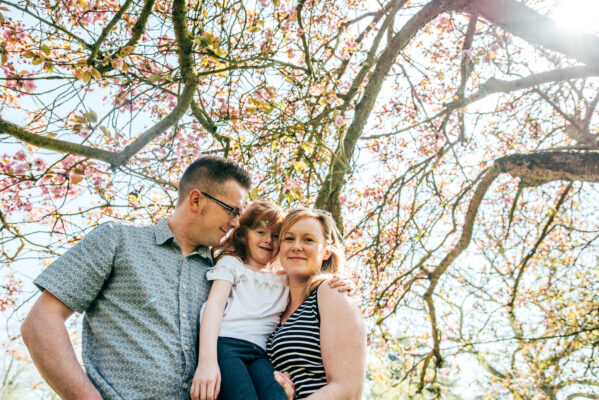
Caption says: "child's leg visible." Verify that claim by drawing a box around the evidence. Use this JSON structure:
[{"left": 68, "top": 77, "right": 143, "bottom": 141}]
[
  {"left": 216, "top": 337, "right": 260, "bottom": 400},
  {"left": 246, "top": 350, "right": 289, "bottom": 400}
]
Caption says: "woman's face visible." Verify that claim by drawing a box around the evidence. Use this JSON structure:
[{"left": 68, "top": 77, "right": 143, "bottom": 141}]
[{"left": 279, "top": 216, "right": 331, "bottom": 280}]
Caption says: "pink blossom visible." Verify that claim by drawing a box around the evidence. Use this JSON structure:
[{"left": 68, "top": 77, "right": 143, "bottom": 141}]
[
  {"left": 91, "top": 175, "right": 104, "bottom": 187},
  {"left": 13, "top": 163, "right": 27, "bottom": 174},
  {"left": 7, "top": 348, "right": 29, "bottom": 361},
  {"left": 334, "top": 115, "right": 345, "bottom": 128},
  {"left": 22, "top": 80, "right": 36, "bottom": 93},
  {"left": 33, "top": 158, "right": 45, "bottom": 170},
  {"left": 14, "top": 150, "right": 27, "bottom": 161}
]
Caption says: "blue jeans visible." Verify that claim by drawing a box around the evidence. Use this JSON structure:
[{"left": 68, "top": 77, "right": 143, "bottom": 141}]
[{"left": 216, "top": 336, "right": 288, "bottom": 400}]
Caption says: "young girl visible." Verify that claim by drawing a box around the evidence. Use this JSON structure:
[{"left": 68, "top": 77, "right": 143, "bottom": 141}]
[{"left": 190, "top": 201, "right": 350, "bottom": 400}]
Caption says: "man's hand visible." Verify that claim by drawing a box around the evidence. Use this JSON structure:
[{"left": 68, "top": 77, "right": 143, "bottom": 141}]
[
  {"left": 190, "top": 357, "right": 221, "bottom": 400},
  {"left": 328, "top": 274, "right": 355, "bottom": 296}
]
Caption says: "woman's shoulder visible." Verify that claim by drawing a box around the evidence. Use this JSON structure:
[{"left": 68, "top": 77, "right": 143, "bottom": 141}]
[{"left": 316, "top": 280, "right": 362, "bottom": 315}]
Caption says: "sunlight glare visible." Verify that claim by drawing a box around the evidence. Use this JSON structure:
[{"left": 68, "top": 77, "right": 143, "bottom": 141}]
[{"left": 551, "top": 0, "right": 599, "bottom": 34}]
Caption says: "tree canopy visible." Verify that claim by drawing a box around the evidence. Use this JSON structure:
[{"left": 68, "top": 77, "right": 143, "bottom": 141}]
[{"left": 1, "top": 0, "right": 598, "bottom": 397}]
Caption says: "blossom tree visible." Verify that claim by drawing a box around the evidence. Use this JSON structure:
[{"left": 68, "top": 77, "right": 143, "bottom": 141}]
[{"left": 1, "top": 0, "right": 598, "bottom": 397}]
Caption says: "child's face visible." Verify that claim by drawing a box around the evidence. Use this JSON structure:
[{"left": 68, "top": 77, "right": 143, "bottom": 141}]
[{"left": 245, "top": 225, "right": 280, "bottom": 270}]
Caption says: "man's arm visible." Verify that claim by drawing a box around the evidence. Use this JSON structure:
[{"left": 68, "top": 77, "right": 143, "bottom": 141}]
[{"left": 21, "top": 291, "right": 102, "bottom": 400}]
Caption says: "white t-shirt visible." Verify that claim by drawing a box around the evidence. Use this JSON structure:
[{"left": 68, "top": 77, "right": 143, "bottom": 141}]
[{"left": 204, "top": 255, "right": 289, "bottom": 350}]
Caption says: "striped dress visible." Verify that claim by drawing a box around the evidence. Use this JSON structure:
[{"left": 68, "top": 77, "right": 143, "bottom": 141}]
[{"left": 266, "top": 288, "right": 327, "bottom": 399}]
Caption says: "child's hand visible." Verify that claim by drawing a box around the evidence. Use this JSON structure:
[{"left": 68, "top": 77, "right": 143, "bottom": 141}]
[
  {"left": 328, "top": 274, "right": 355, "bottom": 296},
  {"left": 274, "top": 371, "right": 295, "bottom": 399},
  {"left": 190, "top": 357, "right": 221, "bottom": 400}
]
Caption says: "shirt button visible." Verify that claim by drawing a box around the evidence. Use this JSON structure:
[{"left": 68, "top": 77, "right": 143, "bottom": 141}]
[
  {"left": 181, "top": 312, "right": 187, "bottom": 318},
  {"left": 182, "top": 284, "right": 187, "bottom": 289},
  {"left": 185, "top": 344, "right": 189, "bottom": 351},
  {"left": 183, "top": 382, "right": 188, "bottom": 389}
]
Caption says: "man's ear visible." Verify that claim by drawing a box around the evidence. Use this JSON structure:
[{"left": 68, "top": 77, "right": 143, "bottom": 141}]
[{"left": 189, "top": 190, "right": 202, "bottom": 210}]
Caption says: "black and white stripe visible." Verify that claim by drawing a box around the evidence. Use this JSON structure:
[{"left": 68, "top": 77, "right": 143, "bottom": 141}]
[{"left": 266, "top": 288, "right": 326, "bottom": 399}]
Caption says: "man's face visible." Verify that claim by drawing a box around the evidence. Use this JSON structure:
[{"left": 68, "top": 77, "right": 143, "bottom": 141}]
[{"left": 194, "top": 179, "right": 247, "bottom": 247}]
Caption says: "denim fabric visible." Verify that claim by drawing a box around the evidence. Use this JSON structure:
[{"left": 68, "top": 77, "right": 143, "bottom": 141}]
[{"left": 217, "top": 337, "right": 288, "bottom": 400}]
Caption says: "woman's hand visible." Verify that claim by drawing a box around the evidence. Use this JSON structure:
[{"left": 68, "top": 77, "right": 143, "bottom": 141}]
[
  {"left": 328, "top": 274, "right": 355, "bottom": 296},
  {"left": 274, "top": 371, "right": 295, "bottom": 400},
  {"left": 190, "top": 357, "right": 221, "bottom": 400}
]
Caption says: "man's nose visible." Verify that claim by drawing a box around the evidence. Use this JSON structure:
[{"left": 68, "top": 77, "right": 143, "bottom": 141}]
[{"left": 229, "top": 216, "right": 240, "bottom": 229}]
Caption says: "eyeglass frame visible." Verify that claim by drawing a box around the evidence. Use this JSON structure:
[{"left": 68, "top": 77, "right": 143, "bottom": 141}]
[{"left": 200, "top": 191, "right": 242, "bottom": 218}]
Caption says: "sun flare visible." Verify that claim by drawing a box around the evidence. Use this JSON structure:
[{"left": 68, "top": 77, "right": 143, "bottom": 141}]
[{"left": 551, "top": 0, "right": 599, "bottom": 34}]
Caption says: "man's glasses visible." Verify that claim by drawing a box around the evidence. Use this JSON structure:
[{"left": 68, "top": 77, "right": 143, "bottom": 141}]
[{"left": 201, "top": 192, "right": 242, "bottom": 218}]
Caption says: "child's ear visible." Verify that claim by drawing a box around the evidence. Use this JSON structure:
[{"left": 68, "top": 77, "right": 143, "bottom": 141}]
[{"left": 322, "top": 248, "right": 332, "bottom": 261}]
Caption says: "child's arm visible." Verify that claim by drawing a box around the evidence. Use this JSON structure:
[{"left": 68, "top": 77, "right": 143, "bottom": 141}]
[{"left": 190, "top": 280, "right": 233, "bottom": 400}]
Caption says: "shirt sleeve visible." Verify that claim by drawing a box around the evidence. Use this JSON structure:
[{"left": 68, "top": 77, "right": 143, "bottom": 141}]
[
  {"left": 206, "top": 255, "right": 243, "bottom": 284},
  {"left": 33, "top": 222, "right": 119, "bottom": 313}
]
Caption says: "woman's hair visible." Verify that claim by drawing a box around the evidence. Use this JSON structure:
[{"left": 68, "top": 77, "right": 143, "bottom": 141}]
[
  {"left": 279, "top": 208, "right": 346, "bottom": 299},
  {"left": 212, "top": 200, "right": 285, "bottom": 263}
]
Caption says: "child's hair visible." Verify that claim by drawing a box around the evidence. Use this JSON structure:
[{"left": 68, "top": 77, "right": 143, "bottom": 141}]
[
  {"left": 279, "top": 208, "right": 346, "bottom": 300},
  {"left": 212, "top": 200, "right": 285, "bottom": 263}
]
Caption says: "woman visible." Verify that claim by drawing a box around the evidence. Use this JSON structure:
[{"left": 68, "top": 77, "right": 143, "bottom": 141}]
[{"left": 266, "top": 208, "right": 367, "bottom": 399}]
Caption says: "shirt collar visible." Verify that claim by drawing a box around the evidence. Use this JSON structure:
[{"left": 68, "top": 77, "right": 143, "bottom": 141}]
[{"left": 154, "top": 219, "right": 213, "bottom": 261}]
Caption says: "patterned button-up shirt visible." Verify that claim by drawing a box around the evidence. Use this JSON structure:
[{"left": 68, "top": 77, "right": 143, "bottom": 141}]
[{"left": 34, "top": 219, "right": 213, "bottom": 399}]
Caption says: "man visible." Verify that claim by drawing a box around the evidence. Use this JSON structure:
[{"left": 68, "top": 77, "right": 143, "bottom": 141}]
[{"left": 21, "top": 156, "right": 251, "bottom": 399}]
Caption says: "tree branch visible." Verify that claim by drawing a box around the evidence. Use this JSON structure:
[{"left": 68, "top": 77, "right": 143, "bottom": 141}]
[
  {"left": 449, "top": 65, "right": 599, "bottom": 113},
  {"left": 467, "top": 0, "right": 599, "bottom": 65},
  {"left": 0, "top": 118, "right": 118, "bottom": 163},
  {"left": 494, "top": 150, "right": 599, "bottom": 186},
  {"left": 96, "top": 0, "right": 157, "bottom": 73},
  {"left": 87, "top": 0, "right": 134, "bottom": 65},
  {"left": 1, "top": 0, "right": 198, "bottom": 169},
  {"left": 296, "top": 0, "right": 313, "bottom": 74},
  {"left": 362, "top": 66, "right": 599, "bottom": 141},
  {"left": 316, "top": 0, "right": 470, "bottom": 227},
  {"left": 2, "top": 0, "right": 91, "bottom": 49},
  {"left": 422, "top": 167, "right": 500, "bottom": 373}
]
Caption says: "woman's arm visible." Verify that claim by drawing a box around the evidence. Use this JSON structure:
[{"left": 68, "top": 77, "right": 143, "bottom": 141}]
[
  {"left": 307, "top": 284, "right": 367, "bottom": 400},
  {"left": 190, "top": 280, "right": 233, "bottom": 400}
]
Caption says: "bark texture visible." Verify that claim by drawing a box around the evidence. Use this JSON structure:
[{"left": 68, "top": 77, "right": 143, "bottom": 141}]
[{"left": 494, "top": 151, "right": 599, "bottom": 186}]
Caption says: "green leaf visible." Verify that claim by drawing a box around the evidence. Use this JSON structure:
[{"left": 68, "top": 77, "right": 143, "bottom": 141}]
[
  {"left": 83, "top": 110, "right": 98, "bottom": 123},
  {"left": 100, "top": 126, "right": 112, "bottom": 139},
  {"left": 301, "top": 142, "right": 314, "bottom": 153},
  {"left": 293, "top": 160, "right": 307, "bottom": 173}
]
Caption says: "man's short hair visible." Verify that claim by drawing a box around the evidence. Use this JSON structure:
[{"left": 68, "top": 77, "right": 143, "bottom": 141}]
[{"left": 177, "top": 156, "right": 251, "bottom": 205}]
